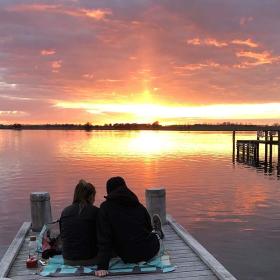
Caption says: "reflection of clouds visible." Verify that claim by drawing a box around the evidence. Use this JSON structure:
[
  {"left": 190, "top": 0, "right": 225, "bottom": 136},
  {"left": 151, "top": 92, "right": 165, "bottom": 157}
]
[{"left": 194, "top": 182, "right": 268, "bottom": 223}]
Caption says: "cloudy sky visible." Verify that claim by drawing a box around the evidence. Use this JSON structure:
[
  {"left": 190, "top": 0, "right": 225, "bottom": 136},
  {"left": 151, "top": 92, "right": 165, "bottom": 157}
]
[{"left": 1, "top": 0, "right": 280, "bottom": 124}]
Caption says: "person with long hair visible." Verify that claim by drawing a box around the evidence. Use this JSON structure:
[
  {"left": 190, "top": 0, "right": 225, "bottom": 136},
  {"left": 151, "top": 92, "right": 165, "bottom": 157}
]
[{"left": 60, "top": 179, "right": 99, "bottom": 265}]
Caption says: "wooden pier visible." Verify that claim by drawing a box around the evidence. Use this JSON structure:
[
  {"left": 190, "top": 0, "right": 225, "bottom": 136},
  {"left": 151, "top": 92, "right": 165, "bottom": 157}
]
[
  {"left": 232, "top": 130, "right": 280, "bottom": 176},
  {"left": 0, "top": 191, "right": 237, "bottom": 280}
]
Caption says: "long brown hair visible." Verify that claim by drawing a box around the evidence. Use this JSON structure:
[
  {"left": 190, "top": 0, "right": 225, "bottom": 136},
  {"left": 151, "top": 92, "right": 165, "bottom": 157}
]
[{"left": 73, "top": 179, "right": 96, "bottom": 213}]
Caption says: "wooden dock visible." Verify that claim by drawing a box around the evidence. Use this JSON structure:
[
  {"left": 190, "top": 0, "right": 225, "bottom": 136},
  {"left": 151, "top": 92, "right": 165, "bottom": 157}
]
[
  {"left": 0, "top": 215, "right": 237, "bottom": 280},
  {"left": 232, "top": 130, "right": 280, "bottom": 176}
]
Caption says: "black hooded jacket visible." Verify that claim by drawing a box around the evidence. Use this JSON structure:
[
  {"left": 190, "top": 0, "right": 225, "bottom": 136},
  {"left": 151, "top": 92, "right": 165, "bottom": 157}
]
[
  {"left": 60, "top": 203, "right": 99, "bottom": 260},
  {"left": 96, "top": 187, "right": 160, "bottom": 270}
]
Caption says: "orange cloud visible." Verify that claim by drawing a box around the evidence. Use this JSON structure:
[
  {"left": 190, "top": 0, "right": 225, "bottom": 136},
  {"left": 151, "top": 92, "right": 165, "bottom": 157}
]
[
  {"left": 187, "top": 38, "right": 201, "bottom": 45},
  {"left": 174, "top": 61, "right": 221, "bottom": 72},
  {"left": 54, "top": 102, "right": 280, "bottom": 120},
  {"left": 187, "top": 37, "right": 228, "bottom": 47},
  {"left": 51, "top": 60, "right": 62, "bottom": 73},
  {"left": 83, "top": 73, "right": 94, "bottom": 79},
  {"left": 7, "top": 4, "right": 111, "bottom": 20},
  {"left": 240, "top": 16, "right": 253, "bottom": 26},
  {"left": 97, "top": 79, "right": 123, "bottom": 83},
  {"left": 81, "top": 9, "right": 111, "bottom": 20},
  {"left": 0, "top": 81, "right": 17, "bottom": 89},
  {"left": 204, "top": 38, "right": 228, "bottom": 47},
  {"left": 41, "top": 49, "right": 56, "bottom": 56},
  {"left": 6, "top": 4, "right": 60, "bottom": 12},
  {"left": 188, "top": 37, "right": 259, "bottom": 49},
  {"left": 235, "top": 50, "right": 280, "bottom": 68},
  {"left": 0, "top": 110, "right": 27, "bottom": 116},
  {"left": 231, "top": 38, "right": 258, "bottom": 48}
]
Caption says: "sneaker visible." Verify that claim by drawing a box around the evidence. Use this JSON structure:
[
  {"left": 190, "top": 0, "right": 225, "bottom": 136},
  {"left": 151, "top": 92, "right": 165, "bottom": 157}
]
[{"left": 152, "top": 214, "right": 164, "bottom": 239}]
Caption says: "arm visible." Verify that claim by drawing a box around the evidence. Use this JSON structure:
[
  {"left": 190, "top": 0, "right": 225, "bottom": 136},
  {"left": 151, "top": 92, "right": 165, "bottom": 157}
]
[{"left": 96, "top": 204, "right": 113, "bottom": 272}]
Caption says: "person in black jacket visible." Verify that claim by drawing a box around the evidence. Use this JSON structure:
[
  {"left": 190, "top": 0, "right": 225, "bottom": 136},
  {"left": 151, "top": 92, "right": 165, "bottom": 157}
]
[
  {"left": 95, "top": 177, "right": 160, "bottom": 277},
  {"left": 60, "top": 179, "right": 99, "bottom": 265}
]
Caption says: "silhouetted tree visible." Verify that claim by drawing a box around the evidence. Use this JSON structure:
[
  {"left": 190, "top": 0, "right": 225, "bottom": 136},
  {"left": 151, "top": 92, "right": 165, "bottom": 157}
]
[
  {"left": 152, "top": 121, "right": 160, "bottom": 126},
  {"left": 84, "top": 122, "right": 93, "bottom": 131},
  {"left": 12, "top": 123, "right": 22, "bottom": 130}
]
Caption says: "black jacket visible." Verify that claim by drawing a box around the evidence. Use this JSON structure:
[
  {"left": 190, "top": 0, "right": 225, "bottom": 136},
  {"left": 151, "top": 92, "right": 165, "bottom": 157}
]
[
  {"left": 97, "top": 187, "right": 160, "bottom": 270},
  {"left": 60, "top": 203, "right": 99, "bottom": 260}
]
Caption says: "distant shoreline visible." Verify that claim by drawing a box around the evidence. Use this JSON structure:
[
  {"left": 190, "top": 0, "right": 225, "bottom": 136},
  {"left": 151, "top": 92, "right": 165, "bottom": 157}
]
[{"left": 1, "top": 123, "right": 280, "bottom": 131}]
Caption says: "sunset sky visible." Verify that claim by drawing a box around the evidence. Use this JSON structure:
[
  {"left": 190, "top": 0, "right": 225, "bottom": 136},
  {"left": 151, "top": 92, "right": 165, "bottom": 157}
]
[{"left": 1, "top": 0, "right": 280, "bottom": 124}]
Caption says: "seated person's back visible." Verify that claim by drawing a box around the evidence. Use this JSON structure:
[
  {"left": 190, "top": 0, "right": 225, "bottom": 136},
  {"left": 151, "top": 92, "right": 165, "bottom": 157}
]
[
  {"left": 60, "top": 179, "right": 99, "bottom": 264},
  {"left": 96, "top": 177, "right": 160, "bottom": 273}
]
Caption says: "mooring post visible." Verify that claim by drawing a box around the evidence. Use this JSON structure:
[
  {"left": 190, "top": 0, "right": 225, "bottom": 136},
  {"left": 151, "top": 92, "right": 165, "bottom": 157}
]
[
  {"left": 145, "top": 188, "right": 166, "bottom": 224},
  {"left": 30, "top": 192, "right": 52, "bottom": 232}
]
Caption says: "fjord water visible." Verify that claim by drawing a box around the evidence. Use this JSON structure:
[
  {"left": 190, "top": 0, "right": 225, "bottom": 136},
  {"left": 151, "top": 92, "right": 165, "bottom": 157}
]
[{"left": 0, "top": 130, "right": 280, "bottom": 279}]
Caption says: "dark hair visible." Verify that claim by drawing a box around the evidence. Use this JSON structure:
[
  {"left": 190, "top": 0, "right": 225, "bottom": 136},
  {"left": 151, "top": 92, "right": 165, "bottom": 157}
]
[
  {"left": 106, "top": 176, "right": 127, "bottom": 194},
  {"left": 73, "top": 179, "right": 96, "bottom": 206}
]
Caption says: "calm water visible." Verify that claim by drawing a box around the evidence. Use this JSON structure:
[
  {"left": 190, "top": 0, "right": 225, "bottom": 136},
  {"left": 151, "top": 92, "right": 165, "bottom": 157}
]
[{"left": 0, "top": 130, "right": 280, "bottom": 279}]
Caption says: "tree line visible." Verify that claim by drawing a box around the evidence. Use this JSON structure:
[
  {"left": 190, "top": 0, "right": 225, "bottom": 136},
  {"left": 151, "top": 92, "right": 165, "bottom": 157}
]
[{"left": 0, "top": 121, "right": 280, "bottom": 131}]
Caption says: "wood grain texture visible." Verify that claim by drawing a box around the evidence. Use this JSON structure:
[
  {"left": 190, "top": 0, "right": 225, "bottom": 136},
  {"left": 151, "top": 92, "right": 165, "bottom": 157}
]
[{"left": 0, "top": 222, "right": 31, "bottom": 278}]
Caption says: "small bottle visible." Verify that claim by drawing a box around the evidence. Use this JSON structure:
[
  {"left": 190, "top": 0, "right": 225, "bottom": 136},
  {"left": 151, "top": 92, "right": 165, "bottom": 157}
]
[{"left": 26, "top": 236, "right": 38, "bottom": 268}]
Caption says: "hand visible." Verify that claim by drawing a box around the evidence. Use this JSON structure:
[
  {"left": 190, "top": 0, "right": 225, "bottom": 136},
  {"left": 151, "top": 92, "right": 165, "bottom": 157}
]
[{"left": 95, "top": 270, "right": 109, "bottom": 277}]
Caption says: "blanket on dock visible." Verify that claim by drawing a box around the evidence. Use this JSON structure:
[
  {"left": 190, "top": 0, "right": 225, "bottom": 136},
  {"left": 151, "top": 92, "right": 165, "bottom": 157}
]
[{"left": 40, "top": 253, "right": 175, "bottom": 277}]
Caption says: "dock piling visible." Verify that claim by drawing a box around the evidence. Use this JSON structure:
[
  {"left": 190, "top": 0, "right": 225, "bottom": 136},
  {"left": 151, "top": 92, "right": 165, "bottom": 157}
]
[
  {"left": 269, "top": 133, "right": 273, "bottom": 168},
  {"left": 30, "top": 192, "right": 52, "bottom": 232},
  {"left": 278, "top": 131, "right": 280, "bottom": 176},
  {"left": 264, "top": 131, "right": 268, "bottom": 168},
  {"left": 145, "top": 188, "right": 166, "bottom": 224},
  {"left": 232, "top": 131, "right": 236, "bottom": 163}
]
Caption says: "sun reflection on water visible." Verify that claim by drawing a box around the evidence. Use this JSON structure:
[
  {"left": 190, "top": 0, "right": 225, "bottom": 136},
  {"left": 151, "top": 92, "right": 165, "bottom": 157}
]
[{"left": 58, "top": 130, "right": 238, "bottom": 158}]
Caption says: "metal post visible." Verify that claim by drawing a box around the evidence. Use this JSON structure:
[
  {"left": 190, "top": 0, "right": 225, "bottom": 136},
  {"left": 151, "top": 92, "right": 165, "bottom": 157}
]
[
  {"left": 30, "top": 192, "right": 52, "bottom": 232},
  {"left": 145, "top": 188, "right": 166, "bottom": 224}
]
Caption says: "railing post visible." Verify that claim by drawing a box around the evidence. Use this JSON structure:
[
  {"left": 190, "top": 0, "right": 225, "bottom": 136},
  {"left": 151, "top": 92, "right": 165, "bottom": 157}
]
[
  {"left": 145, "top": 188, "right": 166, "bottom": 224},
  {"left": 30, "top": 192, "right": 52, "bottom": 232}
]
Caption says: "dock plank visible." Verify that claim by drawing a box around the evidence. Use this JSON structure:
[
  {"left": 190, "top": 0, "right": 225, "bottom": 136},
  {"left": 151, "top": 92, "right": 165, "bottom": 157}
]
[
  {"left": 2, "top": 216, "right": 238, "bottom": 280},
  {"left": 167, "top": 215, "right": 237, "bottom": 280},
  {"left": 0, "top": 222, "right": 31, "bottom": 278}
]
